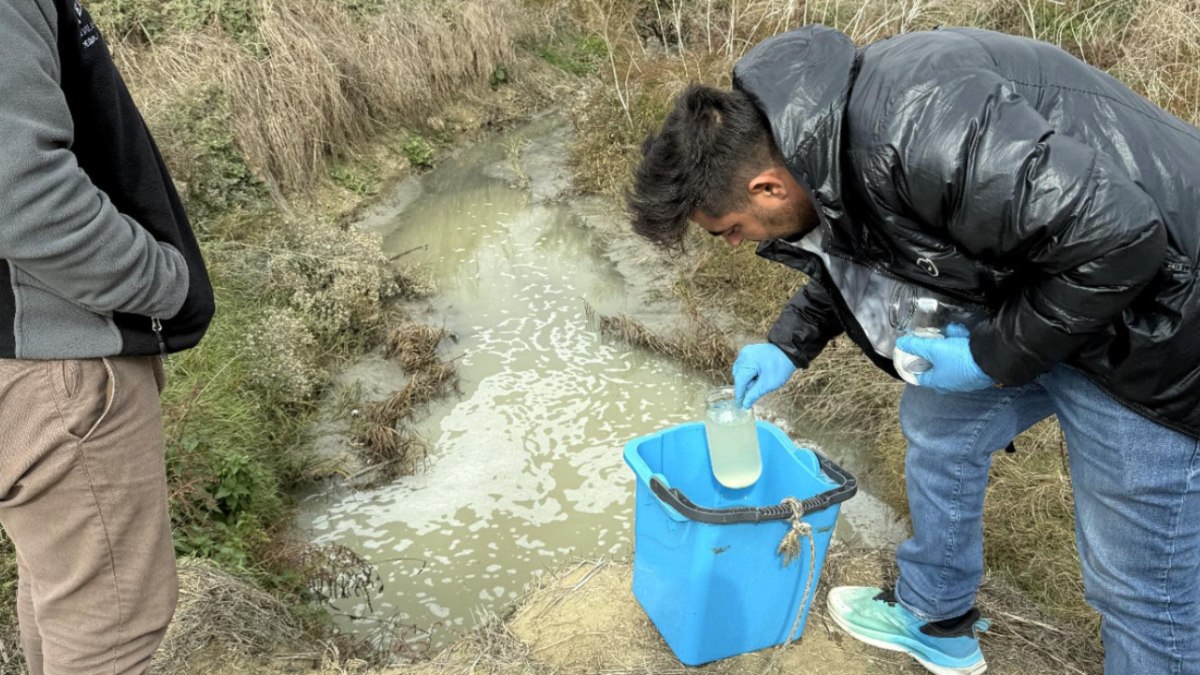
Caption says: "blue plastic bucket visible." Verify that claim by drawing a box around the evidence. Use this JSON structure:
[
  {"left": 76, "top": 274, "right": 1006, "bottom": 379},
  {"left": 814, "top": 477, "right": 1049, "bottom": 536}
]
[{"left": 624, "top": 421, "right": 856, "bottom": 666}]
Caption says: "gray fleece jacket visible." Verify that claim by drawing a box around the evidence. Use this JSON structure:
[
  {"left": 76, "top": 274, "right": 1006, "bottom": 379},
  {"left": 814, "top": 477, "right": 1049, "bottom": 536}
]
[{"left": 0, "top": 0, "right": 213, "bottom": 359}]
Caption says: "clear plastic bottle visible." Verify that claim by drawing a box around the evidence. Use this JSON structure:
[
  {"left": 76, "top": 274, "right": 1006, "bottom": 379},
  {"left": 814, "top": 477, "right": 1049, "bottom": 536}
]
[{"left": 703, "top": 386, "right": 762, "bottom": 489}]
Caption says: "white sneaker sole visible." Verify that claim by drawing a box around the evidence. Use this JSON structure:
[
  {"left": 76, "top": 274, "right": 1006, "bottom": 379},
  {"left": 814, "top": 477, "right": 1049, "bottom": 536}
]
[{"left": 827, "top": 592, "right": 987, "bottom": 675}]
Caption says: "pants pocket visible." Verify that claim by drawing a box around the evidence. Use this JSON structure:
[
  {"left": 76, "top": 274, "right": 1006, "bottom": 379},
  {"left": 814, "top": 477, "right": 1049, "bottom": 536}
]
[{"left": 52, "top": 359, "right": 116, "bottom": 443}]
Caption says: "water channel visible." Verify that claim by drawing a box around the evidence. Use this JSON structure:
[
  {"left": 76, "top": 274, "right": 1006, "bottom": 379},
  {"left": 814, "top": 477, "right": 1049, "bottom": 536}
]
[{"left": 296, "top": 116, "right": 905, "bottom": 652}]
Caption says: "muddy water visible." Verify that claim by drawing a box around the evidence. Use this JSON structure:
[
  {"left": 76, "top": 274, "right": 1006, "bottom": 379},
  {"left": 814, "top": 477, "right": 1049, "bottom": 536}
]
[
  {"left": 297, "top": 116, "right": 905, "bottom": 652},
  {"left": 298, "top": 118, "right": 712, "bottom": 649}
]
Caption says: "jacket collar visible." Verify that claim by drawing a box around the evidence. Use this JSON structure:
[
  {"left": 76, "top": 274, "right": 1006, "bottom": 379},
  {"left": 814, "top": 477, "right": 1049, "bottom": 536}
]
[{"left": 733, "top": 25, "right": 863, "bottom": 255}]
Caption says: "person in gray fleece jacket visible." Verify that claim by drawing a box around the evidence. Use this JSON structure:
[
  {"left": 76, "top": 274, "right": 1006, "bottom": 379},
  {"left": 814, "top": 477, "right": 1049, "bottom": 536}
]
[{"left": 0, "top": 0, "right": 214, "bottom": 672}]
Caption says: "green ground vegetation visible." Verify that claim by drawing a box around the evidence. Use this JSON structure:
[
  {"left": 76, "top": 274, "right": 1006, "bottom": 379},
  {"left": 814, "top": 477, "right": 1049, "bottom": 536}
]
[{"left": 562, "top": 0, "right": 1200, "bottom": 652}]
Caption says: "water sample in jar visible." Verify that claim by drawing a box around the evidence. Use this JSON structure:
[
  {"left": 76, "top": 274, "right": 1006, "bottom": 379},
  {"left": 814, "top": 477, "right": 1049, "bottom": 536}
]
[{"left": 703, "top": 386, "right": 763, "bottom": 489}]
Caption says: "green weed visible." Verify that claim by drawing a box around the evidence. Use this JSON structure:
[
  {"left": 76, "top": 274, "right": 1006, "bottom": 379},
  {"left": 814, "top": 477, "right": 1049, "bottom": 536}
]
[
  {"left": 491, "top": 63, "right": 510, "bottom": 89},
  {"left": 90, "top": 0, "right": 263, "bottom": 48},
  {"left": 89, "top": 0, "right": 169, "bottom": 43},
  {"left": 155, "top": 85, "right": 266, "bottom": 230},
  {"left": 0, "top": 532, "right": 17, "bottom": 674},
  {"left": 330, "top": 160, "right": 383, "bottom": 196},
  {"left": 536, "top": 33, "right": 608, "bottom": 75},
  {"left": 403, "top": 136, "right": 437, "bottom": 169},
  {"left": 336, "top": 0, "right": 390, "bottom": 21},
  {"left": 160, "top": 265, "right": 296, "bottom": 576}
]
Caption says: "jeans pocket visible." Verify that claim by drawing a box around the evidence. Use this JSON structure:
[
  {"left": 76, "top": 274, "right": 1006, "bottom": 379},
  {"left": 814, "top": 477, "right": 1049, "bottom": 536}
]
[{"left": 52, "top": 359, "right": 117, "bottom": 443}]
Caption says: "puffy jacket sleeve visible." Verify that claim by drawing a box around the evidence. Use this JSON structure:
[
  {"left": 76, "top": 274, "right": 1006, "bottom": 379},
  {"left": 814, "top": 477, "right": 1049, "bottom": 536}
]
[
  {"left": 0, "top": 0, "right": 190, "bottom": 319},
  {"left": 884, "top": 71, "right": 1166, "bottom": 385},
  {"left": 767, "top": 265, "right": 845, "bottom": 369}
]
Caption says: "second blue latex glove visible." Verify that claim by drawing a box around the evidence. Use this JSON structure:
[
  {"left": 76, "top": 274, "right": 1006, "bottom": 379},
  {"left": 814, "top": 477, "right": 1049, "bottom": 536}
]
[
  {"left": 733, "top": 343, "right": 797, "bottom": 408},
  {"left": 894, "top": 324, "right": 994, "bottom": 392}
]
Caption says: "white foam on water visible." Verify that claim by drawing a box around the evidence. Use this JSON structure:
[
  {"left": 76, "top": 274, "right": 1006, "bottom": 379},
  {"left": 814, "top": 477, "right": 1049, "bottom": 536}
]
[{"left": 299, "top": 135, "right": 706, "bottom": 649}]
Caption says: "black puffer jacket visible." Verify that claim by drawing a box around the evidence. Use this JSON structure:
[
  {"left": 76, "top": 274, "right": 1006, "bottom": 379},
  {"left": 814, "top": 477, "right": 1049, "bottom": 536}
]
[{"left": 735, "top": 26, "right": 1200, "bottom": 439}]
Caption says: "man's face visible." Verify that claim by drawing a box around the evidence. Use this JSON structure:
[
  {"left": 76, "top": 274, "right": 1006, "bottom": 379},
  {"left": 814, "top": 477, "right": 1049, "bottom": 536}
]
[{"left": 691, "top": 167, "right": 820, "bottom": 247}]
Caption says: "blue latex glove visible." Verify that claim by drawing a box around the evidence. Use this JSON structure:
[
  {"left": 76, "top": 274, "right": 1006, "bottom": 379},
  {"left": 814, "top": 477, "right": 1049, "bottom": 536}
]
[
  {"left": 733, "top": 343, "right": 797, "bottom": 408},
  {"left": 894, "top": 324, "right": 994, "bottom": 392}
]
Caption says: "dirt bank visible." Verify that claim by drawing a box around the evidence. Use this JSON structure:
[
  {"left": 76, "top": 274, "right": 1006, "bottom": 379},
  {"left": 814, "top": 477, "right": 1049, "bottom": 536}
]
[{"left": 185, "top": 547, "right": 1098, "bottom": 674}]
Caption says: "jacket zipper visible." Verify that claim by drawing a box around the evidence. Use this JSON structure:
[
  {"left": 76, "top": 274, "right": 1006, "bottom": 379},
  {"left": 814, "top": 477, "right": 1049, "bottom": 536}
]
[{"left": 151, "top": 317, "right": 168, "bottom": 361}]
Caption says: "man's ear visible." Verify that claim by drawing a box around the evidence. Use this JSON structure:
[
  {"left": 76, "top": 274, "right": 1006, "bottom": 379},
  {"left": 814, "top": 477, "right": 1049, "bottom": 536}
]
[{"left": 746, "top": 167, "right": 791, "bottom": 206}]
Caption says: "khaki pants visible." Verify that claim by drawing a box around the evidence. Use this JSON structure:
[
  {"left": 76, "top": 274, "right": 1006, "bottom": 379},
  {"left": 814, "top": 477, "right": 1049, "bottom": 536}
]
[{"left": 0, "top": 357, "right": 176, "bottom": 675}]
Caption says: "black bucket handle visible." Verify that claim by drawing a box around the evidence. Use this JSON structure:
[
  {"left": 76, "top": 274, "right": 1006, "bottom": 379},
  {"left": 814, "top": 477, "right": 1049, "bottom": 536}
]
[{"left": 649, "top": 452, "right": 857, "bottom": 525}]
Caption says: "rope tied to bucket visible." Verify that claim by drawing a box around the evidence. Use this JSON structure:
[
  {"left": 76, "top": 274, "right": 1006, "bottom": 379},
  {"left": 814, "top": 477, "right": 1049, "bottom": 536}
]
[
  {"left": 776, "top": 497, "right": 813, "bottom": 567},
  {"left": 761, "top": 497, "right": 817, "bottom": 675}
]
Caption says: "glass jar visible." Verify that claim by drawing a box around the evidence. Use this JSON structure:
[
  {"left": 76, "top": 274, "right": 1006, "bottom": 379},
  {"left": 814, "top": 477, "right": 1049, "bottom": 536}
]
[
  {"left": 703, "top": 386, "right": 762, "bottom": 489},
  {"left": 888, "top": 284, "right": 984, "bottom": 386}
]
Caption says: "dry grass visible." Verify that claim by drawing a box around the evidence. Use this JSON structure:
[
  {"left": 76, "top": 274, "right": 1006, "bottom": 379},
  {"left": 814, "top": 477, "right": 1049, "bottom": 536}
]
[
  {"left": 1115, "top": 0, "right": 1200, "bottom": 124},
  {"left": 818, "top": 548, "right": 1104, "bottom": 674},
  {"left": 566, "top": 0, "right": 956, "bottom": 200},
  {"left": 677, "top": 234, "right": 804, "bottom": 334},
  {"left": 778, "top": 338, "right": 903, "bottom": 443},
  {"left": 114, "top": 0, "right": 524, "bottom": 192},
  {"left": 411, "top": 611, "right": 533, "bottom": 675},
  {"left": 155, "top": 558, "right": 306, "bottom": 675},
  {"left": 385, "top": 323, "right": 451, "bottom": 372},
  {"left": 297, "top": 543, "right": 384, "bottom": 608},
  {"left": 352, "top": 322, "right": 459, "bottom": 479},
  {"left": 585, "top": 303, "right": 737, "bottom": 380}
]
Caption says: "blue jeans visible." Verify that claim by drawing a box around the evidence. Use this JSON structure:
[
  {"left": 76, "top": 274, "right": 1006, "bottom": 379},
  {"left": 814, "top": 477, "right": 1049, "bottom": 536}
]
[{"left": 895, "top": 365, "right": 1200, "bottom": 674}]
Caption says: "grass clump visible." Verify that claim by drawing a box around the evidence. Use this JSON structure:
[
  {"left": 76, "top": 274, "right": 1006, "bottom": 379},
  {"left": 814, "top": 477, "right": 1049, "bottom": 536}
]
[
  {"left": 351, "top": 322, "right": 460, "bottom": 481},
  {"left": 535, "top": 33, "right": 609, "bottom": 75},
  {"left": 329, "top": 159, "right": 383, "bottom": 197},
  {"left": 585, "top": 302, "right": 737, "bottom": 380},
  {"left": 113, "top": 0, "right": 524, "bottom": 192},
  {"left": 91, "top": 0, "right": 263, "bottom": 48},
  {"left": 352, "top": 366, "right": 459, "bottom": 478},
  {"left": 403, "top": 136, "right": 437, "bottom": 169},
  {"left": 153, "top": 558, "right": 305, "bottom": 673},
  {"left": 384, "top": 323, "right": 450, "bottom": 371},
  {"left": 263, "top": 219, "right": 397, "bottom": 349},
  {"left": 152, "top": 85, "right": 267, "bottom": 229}
]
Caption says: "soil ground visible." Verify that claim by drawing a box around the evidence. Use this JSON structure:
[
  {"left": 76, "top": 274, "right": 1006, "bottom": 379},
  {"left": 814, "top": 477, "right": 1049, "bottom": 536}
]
[{"left": 188, "top": 546, "right": 1097, "bottom": 674}]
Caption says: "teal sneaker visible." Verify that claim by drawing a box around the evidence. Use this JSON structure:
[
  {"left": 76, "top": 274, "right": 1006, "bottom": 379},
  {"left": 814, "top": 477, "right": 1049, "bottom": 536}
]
[{"left": 827, "top": 586, "right": 990, "bottom": 675}]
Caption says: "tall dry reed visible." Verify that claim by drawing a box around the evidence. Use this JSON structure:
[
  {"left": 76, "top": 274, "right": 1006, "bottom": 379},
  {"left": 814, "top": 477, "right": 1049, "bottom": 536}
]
[
  {"left": 1116, "top": 0, "right": 1200, "bottom": 124},
  {"left": 114, "top": 0, "right": 522, "bottom": 191}
]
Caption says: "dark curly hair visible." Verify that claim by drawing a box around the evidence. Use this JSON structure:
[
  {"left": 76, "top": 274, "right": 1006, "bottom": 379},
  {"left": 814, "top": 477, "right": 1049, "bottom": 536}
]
[{"left": 626, "top": 84, "right": 781, "bottom": 249}]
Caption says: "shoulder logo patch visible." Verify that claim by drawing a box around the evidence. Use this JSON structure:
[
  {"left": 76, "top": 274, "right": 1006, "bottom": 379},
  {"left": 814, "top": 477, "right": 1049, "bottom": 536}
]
[{"left": 74, "top": 1, "right": 101, "bottom": 50}]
